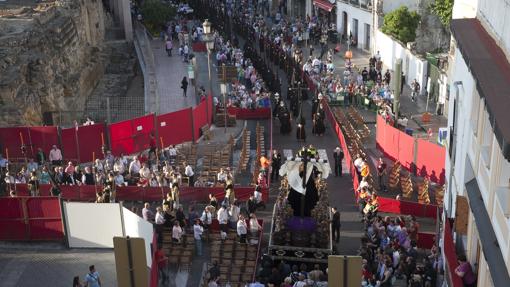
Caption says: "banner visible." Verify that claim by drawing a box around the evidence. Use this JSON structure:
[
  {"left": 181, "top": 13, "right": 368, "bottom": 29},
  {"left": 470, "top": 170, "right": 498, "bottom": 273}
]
[
  {"left": 416, "top": 139, "right": 446, "bottom": 185},
  {"left": 61, "top": 124, "right": 105, "bottom": 163}
]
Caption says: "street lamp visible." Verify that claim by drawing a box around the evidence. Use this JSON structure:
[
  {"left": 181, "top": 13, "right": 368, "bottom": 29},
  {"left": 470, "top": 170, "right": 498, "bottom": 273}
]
[
  {"left": 220, "top": 83, "right": 227, "bottom": 133},
  {"left": 203, "top": 19, "right": 215, "bottom": 124}
]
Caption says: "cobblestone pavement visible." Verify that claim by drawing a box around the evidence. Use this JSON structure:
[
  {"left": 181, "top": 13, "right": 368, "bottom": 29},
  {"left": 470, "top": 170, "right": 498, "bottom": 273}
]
[{"left": 0, "top": 246, "right": 116, "bottom": 287}]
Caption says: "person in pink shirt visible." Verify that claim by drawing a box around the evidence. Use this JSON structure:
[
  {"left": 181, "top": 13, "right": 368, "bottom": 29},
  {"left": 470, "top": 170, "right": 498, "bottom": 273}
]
[{"left": 65, "top": 161, "right": 75, "bottom": 175}]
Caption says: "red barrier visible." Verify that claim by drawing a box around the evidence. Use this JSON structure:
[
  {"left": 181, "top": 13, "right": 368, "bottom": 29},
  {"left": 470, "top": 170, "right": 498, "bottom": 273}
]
[
  {"left": 0, "top": 127, "right": 58, "bottom": 160},
  {"left": 149, "top": 233, "right": 159, "bottom": 287},
  {"left": 444, "top": 221, "right": 464, "bottom": 287},
  {"left": 416, "top": 139, "right": 446, "bottom": 185},
  {"left": 157, "top": 108, "right": 193, "bottom": 147},
  {"left": 417, "top": 232, "right": 435, "bottom": 249},
  {"left": 13, "top": 184, "right": 268, "bottom": 203},
  {"left": 0, "top": 197, "right": 63, "bottom": 241},
  {"left": 227, "top": 107, "right": 271, "bottom": 119},
  {"left": 109, "top": 114, "right": 155, "bottom": 156},
  {"left": 376, "top": 115, "right": 445, "bottom": 184},
  {"left": 377, "top": 197, "right": 439, "bottom": 219},
  {"left": 193, "top": 101, "right": 208, "bottom": 140},
  {"left": 28, "top": 127, "right": 59, "bottom": 159},
  {"left": 62, "top": 124, "right": 106, "bottom": 163}
]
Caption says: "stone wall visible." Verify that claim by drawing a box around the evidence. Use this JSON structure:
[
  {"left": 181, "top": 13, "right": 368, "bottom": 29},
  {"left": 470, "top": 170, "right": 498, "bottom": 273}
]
[{"left": 0, "top": 0, "right": 107, "bottom": 126}]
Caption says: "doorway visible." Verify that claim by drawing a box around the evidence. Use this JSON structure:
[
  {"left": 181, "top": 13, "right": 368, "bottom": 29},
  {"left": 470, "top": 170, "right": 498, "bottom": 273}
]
[
  {"left": 364, "top": 23, "right": 370, "bottom": 50},
  {"left": 342, "top": 11, "right": 348, "bottom": 40}
]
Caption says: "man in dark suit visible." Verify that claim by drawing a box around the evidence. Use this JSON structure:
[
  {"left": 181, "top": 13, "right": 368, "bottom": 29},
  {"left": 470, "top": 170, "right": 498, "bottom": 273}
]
[
  {"left": 271, "top": 150, "right": 282, "bottom": 181},
  {"left": 333, "top": 147, "right": 344, "bottom": 177}
]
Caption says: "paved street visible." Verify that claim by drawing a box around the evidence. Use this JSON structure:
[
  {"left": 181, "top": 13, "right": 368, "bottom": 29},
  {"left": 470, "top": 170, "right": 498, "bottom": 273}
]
[{"left": 0, "top": 245, "right": 116, "bottom": 287}]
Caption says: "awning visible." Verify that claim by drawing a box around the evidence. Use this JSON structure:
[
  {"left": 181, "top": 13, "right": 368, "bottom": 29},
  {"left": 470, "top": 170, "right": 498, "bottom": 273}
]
[
  {"left": 313, "top": 0, "right": 334, "bottom": 12},
  {"left": 465, "top": 178, "right": 510, "bottom": 287},
  {"left": 451, "top": 19, "right": 510, "bottom": 160}
]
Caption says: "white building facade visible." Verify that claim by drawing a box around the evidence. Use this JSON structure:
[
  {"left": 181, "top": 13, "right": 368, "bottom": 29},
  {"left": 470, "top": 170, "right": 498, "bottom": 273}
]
[{"left": 445, "top": 0, "right": 510, "bottom": 286}]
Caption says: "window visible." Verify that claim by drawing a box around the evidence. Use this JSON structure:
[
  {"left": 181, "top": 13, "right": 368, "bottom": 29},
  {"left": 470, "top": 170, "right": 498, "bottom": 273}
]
[
  {"left": 470, "top": 91, "right": 481, "bottom": 136},
  {"left": 480, "top": 109, "right": 493, "bottom": 168}
]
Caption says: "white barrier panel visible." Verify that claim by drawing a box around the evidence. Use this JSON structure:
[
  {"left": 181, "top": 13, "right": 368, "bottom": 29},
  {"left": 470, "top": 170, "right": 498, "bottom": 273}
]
[
  {"left": 122, "top": 207, "right": 153, "bottom": 267},
  {"left": 64, "top": 202, "right": 123, "bottom": 248}
]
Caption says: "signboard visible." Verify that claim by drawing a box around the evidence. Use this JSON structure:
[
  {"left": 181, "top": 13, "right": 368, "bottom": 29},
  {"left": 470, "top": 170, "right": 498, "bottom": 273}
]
[{"left": 328, "top": 255, "right": 362, "bottom": 287}]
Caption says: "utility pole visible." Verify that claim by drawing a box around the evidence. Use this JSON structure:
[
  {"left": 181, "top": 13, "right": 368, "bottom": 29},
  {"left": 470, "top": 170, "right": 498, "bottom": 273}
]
[{"left": 393, "top": 58, "right": 402, "bottom": 121}]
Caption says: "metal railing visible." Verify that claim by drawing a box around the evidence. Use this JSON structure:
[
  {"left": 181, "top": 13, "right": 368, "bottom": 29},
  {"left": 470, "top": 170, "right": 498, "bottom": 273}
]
[{"left": 133, "top": 21, "right": 159, "bottom": 115}]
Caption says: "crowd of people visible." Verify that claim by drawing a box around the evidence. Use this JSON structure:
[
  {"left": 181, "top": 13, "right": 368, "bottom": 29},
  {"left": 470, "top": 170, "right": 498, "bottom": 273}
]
[{"left": 0, "top": 139, "right": 203, "bottom": 203}]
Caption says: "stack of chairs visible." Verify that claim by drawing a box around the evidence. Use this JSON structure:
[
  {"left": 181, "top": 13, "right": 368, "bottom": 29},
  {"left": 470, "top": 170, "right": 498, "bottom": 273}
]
[
  {"left": 237, "top": 129, "right": 251, "bottom": 173},
  {"left": 201, "top": 231, "right": 258, "bottom": 287},
  {"left": 417, "top": 178, "right": 431, "bottom": 204},
  {"left": 435, "top": 185, "right": 445, "bottom": 205},
  {"left": 388, "top": 162, "right": 401, "bottom": 190},
  {"left": 161, "top": 227, "right": 194, "bottom": 272},
  {"left": 252, "top": 123, "right": 265, "bottom": 184},
  {"left": 400, "top": 172, "right": 413, "bottom": 199},
  {"left": 347, "top": 106, "right": 370, "bottom": 140}
]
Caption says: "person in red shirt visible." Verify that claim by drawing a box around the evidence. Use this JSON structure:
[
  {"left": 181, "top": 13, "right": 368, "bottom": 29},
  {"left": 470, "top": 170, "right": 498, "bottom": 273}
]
[{"left": 155, "top": 247, "right": 168, "bottom": 284}]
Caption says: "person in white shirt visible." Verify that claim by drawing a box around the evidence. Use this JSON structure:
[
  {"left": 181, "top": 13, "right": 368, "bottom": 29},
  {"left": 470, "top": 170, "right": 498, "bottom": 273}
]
[
  {"left": 201, "top": 206, "right": 213, "bottom": 230},
  {"left": 193, "top": 219, "right": 204, "bottom": 256},
  {"left": 237, "top": 215, "right": 247, "bottom": 243},
  {"left": 217, "top": 168, "right": 228, "bottom": 183},
  {"left": 48, "top": 145, "right": 63, "bottom": 165},
  {"left": 228, "top": 201, "right": 240, "bottom": 229},
  {"left": 129, "top": 156, "right": 141, "bottom": 176},
  {"left": 154, "top": 206, "right": 165, "bottom": 241},
  {"left": 253, "top": 185, "right": 266, "bottom": 210},
  {"left": 172, "top": 220, "right": 183, "bottom": 243},
  {"left": 217, "top": 205, "right": 229, "bottom": 234},
  {"left": 353, "top": 154, "right": 364, "bottom": 173},
  {"left": 249, "top": 213, "right": 262, "bottom": 238},
  {"left": 113, "top": 158, "right": 125, "bottom": 174},
  {"left": 139, "top": 163, "right": 151, "bottom": 179},
  {"left": 184, "top": 162, "right": 194, "bottom": 186},
  {"left": 167, "top": 145, "right": 177, "bottom": 162}
]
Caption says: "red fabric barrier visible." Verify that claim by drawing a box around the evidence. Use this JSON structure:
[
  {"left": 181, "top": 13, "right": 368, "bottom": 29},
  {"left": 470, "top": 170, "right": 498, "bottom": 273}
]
[
  {"left": 416, "top": 139, "right": 446, "bottom": 185},
  {"left": 376, "top": 115, "right": 446, "bottom": 184},
  {"left": 61, "top": 127, "right": 79, "bottom": 161},
  {"left": 0, "top": 127, "right": 31, "bottom": 160},
  {"left": 109, "top": 114, "right": 155, "bottom": 156},
  {"left": 398, "top": 132, "right": 415, "bottom": 171},
  {"left": 444, "top": 221, "right": 464, "bottom": 287},
  {"left": 149, "top": 233, "right": 159, "bottom": 287},
  {"left": 62, "top": 124, "right": 105, "bottom": 163},
  {"left": 28, "top": 127, "right": 59, "bottom": 159},
  {"left": 26, "top": 197, "right": 64, "bottom": 240},
  {"left": 377, "top": 197, "right": 438, "bottom": 219},
  {"left": 227, "top": 107, "right": 271, "bottom": 119},
  {"left": 157, "top": 108, "right": 193, "bottom": 147},
  {"left": 59, "top": 185, "right": 81, "bottom": 201},
  {"left": 193, "top": 101, "right": 208, "bottom": 140},
  {"left": 417, "top": 232, "right": 435, "bottom": 249},
  {"left": 0, "top": 197, "right": 63, "bottom": 241}
]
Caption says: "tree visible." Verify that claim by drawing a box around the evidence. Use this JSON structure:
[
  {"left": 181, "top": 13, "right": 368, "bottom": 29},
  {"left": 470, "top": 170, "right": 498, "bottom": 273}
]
[
  {"left": 430, "top": 0, "right": 454, "bottom": 27},
  {"left": 141, "top": 0, "right": 176, "bottom": 35},
  {"left": 381, "top": 6, "right": 421, "bottom": 44}
]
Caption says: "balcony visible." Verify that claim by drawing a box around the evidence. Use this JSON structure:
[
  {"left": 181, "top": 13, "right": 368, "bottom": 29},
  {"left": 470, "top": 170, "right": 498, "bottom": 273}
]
[{"left": 339, "top": 0, "right": 373, "bottom": 11}]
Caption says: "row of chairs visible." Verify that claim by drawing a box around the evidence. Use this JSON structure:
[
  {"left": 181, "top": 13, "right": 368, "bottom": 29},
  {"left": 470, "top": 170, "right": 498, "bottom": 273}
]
[
  {"left": 202, "top": 231, "right": 258, "bottom": 287},
  {"left": 161, "top": 227, "right": 194, "bottom": 272},
  {"left": 237, "top": 129, "right": 251, "bottom": 173},
  {"left": 347, "top": 106, "right": 370, "bottom": 140},
  {"left": 333, "top": 107, "right": 375, "bottom": 188},
  {"left": 252, "top": 123, "right": 265, "bottom": 184},
  {"left": 200, "top": 141, "right": 233, "bottom": 185}
]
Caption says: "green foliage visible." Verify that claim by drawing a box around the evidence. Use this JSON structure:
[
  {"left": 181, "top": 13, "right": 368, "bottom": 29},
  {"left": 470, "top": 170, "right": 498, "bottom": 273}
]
[
  {"left": 430, "top": 0, "right": 454, "bottom": 27},
  {"left": 141, "top": 0, "right": 176, "bottom": 35},
  {"left": 381, "top": 6, "right": 421, "bottom": 44}
]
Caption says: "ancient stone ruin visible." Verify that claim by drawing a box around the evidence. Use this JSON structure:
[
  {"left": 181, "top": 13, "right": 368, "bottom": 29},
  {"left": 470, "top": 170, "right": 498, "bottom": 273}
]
[{"left": 0, "top": 0, "right": 137, "bottom": 126}]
